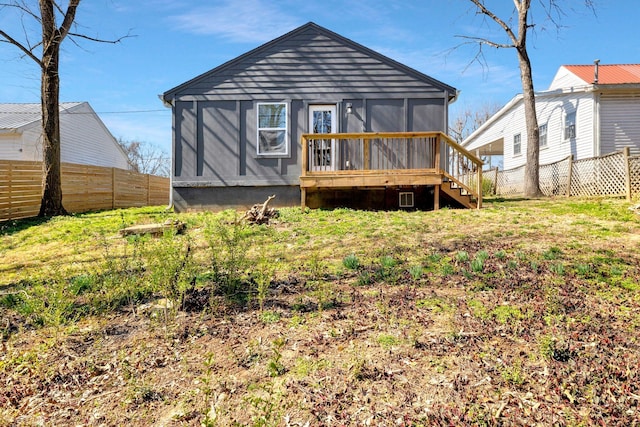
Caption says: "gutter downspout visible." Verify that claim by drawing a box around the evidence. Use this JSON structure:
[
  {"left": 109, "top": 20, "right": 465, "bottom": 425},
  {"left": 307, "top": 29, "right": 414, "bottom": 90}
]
[{"left": 159, "top": 94, "right": 174, "bottom": 210}]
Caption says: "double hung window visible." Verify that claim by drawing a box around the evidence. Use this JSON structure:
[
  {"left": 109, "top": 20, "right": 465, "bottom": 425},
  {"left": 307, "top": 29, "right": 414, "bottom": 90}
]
[
  {"left": 257, "top": 103, "right": 288, "bottom": 156},
  {"left": 513, "top": 133, "right": 522, "bottom": 156},
  {"left": 564, "top": 111, "right": 576, "bottom": 140}
]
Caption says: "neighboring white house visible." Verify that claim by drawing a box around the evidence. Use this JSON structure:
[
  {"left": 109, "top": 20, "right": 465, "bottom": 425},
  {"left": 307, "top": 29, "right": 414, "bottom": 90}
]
[
  {"left": 462, "top": 64, "right": 640, "bottom": 170},
  {"left": 0, "top": 102, "right": 129, "bottom": 169}
]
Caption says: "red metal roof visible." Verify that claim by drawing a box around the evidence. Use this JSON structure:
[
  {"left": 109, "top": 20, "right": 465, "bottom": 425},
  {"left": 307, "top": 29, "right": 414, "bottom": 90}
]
[{"left": 564, "top": 64, "right": 640, "bottom": 84}]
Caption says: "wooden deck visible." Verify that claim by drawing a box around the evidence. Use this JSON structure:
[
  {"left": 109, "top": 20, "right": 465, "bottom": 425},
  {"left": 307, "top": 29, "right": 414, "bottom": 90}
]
[{"left": 300, "top": 132, "right": 483, "bottom": 210}]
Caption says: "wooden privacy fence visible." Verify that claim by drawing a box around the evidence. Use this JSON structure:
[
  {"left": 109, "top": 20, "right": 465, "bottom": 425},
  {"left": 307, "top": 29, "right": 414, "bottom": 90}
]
[
  {"left": 0, "top": 160, "right": 169, "bottom": 221},
  {"left": 483, "top": 147, "right": 640, "bottom": 200}
]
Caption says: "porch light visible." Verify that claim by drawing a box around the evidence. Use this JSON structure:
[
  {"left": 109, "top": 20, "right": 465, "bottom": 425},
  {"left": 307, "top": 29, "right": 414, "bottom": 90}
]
[{"left": 346, "top": 103, "right": 353, "bottom": 114}]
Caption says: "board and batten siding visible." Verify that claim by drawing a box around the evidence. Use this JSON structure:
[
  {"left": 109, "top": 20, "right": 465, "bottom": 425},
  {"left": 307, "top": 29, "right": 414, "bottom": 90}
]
[
  {"left": 600, "top": 94, "right": 640, "bottom": 156},
  {"left": 168, "top": 23, "right": 453, "bottom": 190}
]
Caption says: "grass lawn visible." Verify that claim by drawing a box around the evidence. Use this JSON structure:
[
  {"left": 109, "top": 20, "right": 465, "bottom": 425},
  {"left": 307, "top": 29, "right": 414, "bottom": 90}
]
[{"left": 1, "top": 197, "right": 639, "bottom": 426}]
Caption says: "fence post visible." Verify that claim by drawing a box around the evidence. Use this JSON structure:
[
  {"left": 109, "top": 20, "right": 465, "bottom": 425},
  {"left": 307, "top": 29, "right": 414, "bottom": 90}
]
[
  {"left": 624, "top": 146, "right": 632, "bottom": 202},
  {"left": 147, "top": 174, "right": 151, "bottom": 206},
  {"left": 566, "top": 155, "right": 573, "bottom": 197},
  {"left": 493, "top": 167, "right": 499, "bottom": 195}
]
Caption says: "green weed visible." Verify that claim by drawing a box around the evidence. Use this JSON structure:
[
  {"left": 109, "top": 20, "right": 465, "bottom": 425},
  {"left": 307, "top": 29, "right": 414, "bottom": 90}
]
[
  {"left": 416, "top": 297, "right": 452, "bottom": 313},
  {"left": 456, "top": 251, "right": 470, "bottom": 263},
  {"left": 377, "top": 334, "right": 400, "bottom": 349},
  {"left": 205, "top": 216, "right": 251, "bottom": 303},
  {"left": 253, "top": 256, "right": 277, "bottom": 311},
  {"left": 266, "top": 337, "right": 286, "bottom": 377},
  {"left": 342, "top": 254, "right": 360, "bottom": 270},
  {"left": 491, "top": 305, "right": 525, "bottom": 325},
  {"left": 408, "top": 264, "right": 424, "bottom": 280},
  {"left": 543, "top": 246, "right": 562, "bottom": 260},
  {"left": 500, "top": 360, "right": 525, "bottom": 385},
  {"left": 143, "top": 230, "right": 195, "bottom": 309},
  {"left": 260, "top": 310, "right": 281, "bottom": 324}
]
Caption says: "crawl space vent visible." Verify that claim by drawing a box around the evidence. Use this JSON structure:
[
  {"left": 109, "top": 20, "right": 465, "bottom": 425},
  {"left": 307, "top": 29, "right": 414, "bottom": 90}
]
[{"left": 399, "top": 192, "right": 414, "bottom": 208}]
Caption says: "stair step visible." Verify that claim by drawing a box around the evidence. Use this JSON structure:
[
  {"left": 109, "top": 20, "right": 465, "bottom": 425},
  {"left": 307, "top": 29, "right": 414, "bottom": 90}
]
[{"left": 440, "top": 181, "right": 476, "bottom": 209}]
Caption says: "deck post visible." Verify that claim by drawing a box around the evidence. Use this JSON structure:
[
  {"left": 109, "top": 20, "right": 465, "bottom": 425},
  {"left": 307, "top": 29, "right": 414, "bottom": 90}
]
[
  {"left": 434, "top": 185, "right": 440, "bottom": 210},
  {"left": 476, "top": 167, "right": 482, "bottom": 209},
  {"left": 363, "top": 138, "right": 370, "bottom": 170},
  {"left": 434, "top": 134, "right": 441, "bottom": 172},
  {"left": 301, "top": 135, "right": 308, "bottom": 210},
  {"left": 301, "top": 135, "right": 309, "bottom": 177}
]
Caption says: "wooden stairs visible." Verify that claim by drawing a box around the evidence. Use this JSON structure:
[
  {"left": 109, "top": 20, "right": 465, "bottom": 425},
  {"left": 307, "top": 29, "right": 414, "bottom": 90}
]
[{"left": 440, "top": 180, "right": 478, "bottom": 209}]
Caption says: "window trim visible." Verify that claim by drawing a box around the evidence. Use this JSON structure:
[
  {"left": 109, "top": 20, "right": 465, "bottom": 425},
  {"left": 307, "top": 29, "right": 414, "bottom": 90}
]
[
  {"left": 256, "top": 102, "right": 289, "bottom": 157},
  {"left": 539, "top": 123, "right": 548, "bottom": 148},
  {"left": 513, "top": 133, "right": 522, "bottom": 156},
  {"left": 399, "top": 192, "right": 415, "bottom": 208},
  {"left": 564, "top": 110, "right": 576, "bottom": 141}
]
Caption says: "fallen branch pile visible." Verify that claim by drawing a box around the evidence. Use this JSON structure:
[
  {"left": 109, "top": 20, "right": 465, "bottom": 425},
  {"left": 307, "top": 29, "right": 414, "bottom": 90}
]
[{"left": 242, "top": 195, "right": 279, "bottom": 225}]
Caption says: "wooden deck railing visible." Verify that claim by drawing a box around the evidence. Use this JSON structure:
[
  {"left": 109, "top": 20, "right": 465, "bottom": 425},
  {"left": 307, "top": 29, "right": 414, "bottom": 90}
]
[{"left": 300, "top": 131, "right": 483, "bottom": 208}]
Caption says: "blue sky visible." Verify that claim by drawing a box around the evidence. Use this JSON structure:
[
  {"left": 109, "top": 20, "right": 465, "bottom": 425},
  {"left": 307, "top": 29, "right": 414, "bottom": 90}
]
[{"left": 0, "top": 0, "right": 636, "bottom": 154}]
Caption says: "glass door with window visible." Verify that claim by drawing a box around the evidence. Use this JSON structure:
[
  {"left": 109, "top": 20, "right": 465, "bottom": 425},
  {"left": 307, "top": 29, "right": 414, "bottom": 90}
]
[{"left": 309, "top": 105, "right": 337, "bottom": 171}]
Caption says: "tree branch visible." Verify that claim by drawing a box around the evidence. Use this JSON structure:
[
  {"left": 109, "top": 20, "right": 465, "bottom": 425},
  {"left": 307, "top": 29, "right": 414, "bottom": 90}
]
[
  {"left": 469, "top": 0, "right": 519, "bottom": 46},
  {"left": 67, "top": 30, "right": 134, "bottom": 44},
  {"left": 456, "top": 35, "right": 514, "bottom": 50},
  {"left": 0, "top": 29, "right": 43, "bottom": 67},
  {"left": 58, "top": 0, "right": 79, "bottom": 41},
  {"left": 0, "top": 1, "right": 42, "bottom": 23}
]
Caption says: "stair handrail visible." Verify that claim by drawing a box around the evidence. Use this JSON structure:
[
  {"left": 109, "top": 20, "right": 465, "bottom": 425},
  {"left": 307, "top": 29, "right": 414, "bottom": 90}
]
[{"left": 439, "top": 133, "right": 484, "bottom": 209}]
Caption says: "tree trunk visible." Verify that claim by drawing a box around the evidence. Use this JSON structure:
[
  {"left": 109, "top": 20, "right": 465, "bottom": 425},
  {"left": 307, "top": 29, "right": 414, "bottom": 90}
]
[
  {"left": 39, "top": 47, "right": 67, "bottom": 216},
  {"left": 38, "top": 0, "right": 71, "bottom": 216},
  {"left": 518, "top": 47, "right": 542, "bottom": 197}
]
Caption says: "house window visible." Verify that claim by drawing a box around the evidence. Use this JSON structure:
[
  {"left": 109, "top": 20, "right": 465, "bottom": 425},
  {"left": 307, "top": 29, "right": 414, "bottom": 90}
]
[
  {"left": 539, "top": 123, "right": 547, "bottom": 148},
  {"left": 257, "top": 102, "right": 288, "bottom": 156},
  {"left": 564, "top": 111, "right": 576, "bottom": 140},
  {"left": 399, "top": 192, "right": 414, "bottom": 208},
  {"left": 513, "top": 133, "right": 521, "bottom": 156}
]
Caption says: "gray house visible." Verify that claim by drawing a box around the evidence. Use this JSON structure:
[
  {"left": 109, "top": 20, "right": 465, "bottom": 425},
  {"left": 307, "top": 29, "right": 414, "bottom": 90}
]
[{"left": 163, "top": 22, "right": 480, "bottom": 211}]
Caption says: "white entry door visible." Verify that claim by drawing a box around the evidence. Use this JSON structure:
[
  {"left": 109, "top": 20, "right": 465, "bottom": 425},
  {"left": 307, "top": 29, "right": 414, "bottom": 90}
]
[{"left": 309, "top": 105, "right": 337, "bottom": 171}]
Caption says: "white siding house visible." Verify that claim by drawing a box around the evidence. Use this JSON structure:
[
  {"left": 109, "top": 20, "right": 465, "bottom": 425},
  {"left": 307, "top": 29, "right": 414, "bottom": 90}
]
[
  {"left": 0, "top": 102, "right": 129, "bottom": 169},
  {"left": 463, "top": 64, "right": 640, "bottom": 170}
]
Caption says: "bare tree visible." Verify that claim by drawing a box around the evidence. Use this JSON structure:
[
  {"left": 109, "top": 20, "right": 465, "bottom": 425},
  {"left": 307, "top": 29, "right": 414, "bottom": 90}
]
[
  {"left": 450, "top": 102, "right": 501, "bottom": 144},
  {"left": 462, "top": 0, "right": 594, "bottom": 197},
  {"left": 118, "top": 139, "right": 171, "bottom": 177},
  {"left": 0, "top": 1, "right": 128, "bottom": 216}
]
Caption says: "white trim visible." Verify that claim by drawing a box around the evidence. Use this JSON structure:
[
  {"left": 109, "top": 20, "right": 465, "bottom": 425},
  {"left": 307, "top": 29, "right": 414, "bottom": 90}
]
[
  {"left": 256, "top": 102, "right": 289, "bottom": 157},
  {"left": 308, "top": 104, "right": 338, "bottom": 171},
  {"left": 564, "top": 110, "right": 576, "bottom": 141},
  {"left": 513, "top": 133, "right": 522, "bottom": 156},
  {"left": 539, "top": 123, "right": 548, "bottom": 148},
  {"left": 399, "top": 192, "right": 414, "bottom": 208}
]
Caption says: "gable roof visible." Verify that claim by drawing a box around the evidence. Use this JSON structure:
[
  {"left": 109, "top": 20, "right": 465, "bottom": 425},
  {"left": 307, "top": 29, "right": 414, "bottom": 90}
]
[
  {"left": 163, "top": 22, "right": 457, "bottom": 102},
  {"left": 0, "top": 102, "right": 83, "bottom": 131},
  {"left": 564, "top": 64, "right": 640, "bottom": 85}
]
